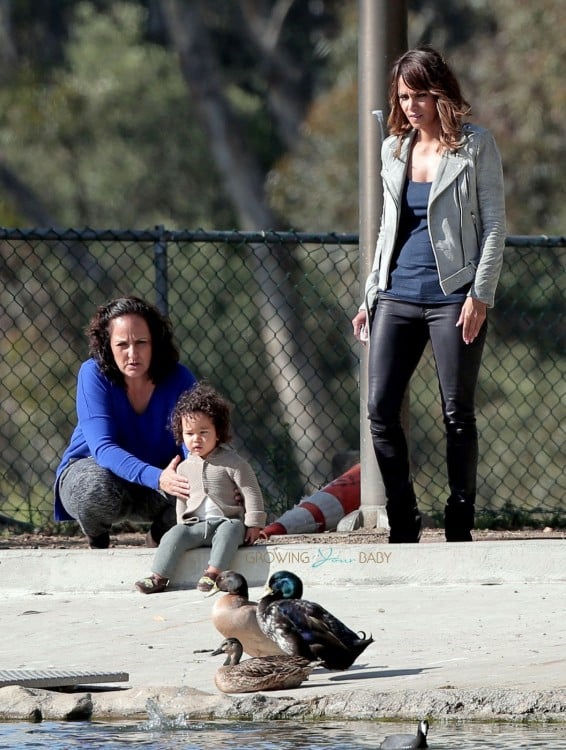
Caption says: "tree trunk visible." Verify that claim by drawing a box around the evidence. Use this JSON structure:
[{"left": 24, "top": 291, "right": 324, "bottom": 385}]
[{"left": 161, "top": 0, "right": 347, "bottom": 489}]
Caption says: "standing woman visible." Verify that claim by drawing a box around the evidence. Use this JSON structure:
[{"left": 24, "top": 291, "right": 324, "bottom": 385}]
[
  {"left": 352, "top": 46, "right": 506, "bottom": 543},
  {"left": 54, "top": 296, "right": 197, "bottom": 548}
]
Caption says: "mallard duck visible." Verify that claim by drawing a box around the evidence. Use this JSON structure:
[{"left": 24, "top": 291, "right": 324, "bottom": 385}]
[
  {"left": 256, "top": 570, "right": 373, "bottom": 670},
  {"left": 380, "top": 720, "right": 429, "bottom": 749},
  {"left": 211, "top": 570, "right": 284, "bottom": 657},
  {"left": 211, "top": 637, "right": 313, "bottom": 693}
]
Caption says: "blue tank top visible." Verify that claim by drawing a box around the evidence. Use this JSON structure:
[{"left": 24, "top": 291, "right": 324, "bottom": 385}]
[{"left": 381, "top": 180, "right": 467, "bottom": 304}]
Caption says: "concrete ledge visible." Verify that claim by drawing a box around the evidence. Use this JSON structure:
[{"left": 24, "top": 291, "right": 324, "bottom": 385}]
[
  {"left": 1, "top": 684, "right": 565, "bottom": 723},
  {"left": 1, "top": 539, "right": 564, "bottom": 594}
]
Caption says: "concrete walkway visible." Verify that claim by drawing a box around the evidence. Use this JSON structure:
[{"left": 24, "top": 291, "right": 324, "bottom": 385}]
[{"left": 1, "top": 539, "right": 565, "bottom": 722}]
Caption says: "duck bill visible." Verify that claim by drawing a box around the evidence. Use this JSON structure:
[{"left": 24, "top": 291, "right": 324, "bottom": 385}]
[{"left": 259, "top": 585, "right": 273, "bottom": 599}]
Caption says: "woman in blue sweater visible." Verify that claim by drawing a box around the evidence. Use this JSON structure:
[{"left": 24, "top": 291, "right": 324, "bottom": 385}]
[
  {"left": 352, "top": 47, "right": 505, "bottom": 543},
  {"left": 54, "top": 296, "right": 197, "bottom": 548}
]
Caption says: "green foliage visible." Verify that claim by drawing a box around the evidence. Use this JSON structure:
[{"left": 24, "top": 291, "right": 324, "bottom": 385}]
[
  {"left": 267, "top": 82, "right": 359, "bottom": 232},
  {"left": 446, "top": 0, "right": 565, "bottom": 234},
  {"left": 266, "top": 4, "right": 359, "bottom": 232},
  {"left": 166, "top": 236, "right": 360, "bottom": 505},
  {"left": 1, "top": 1, "right": 563, "bottom": 233},
  {"left": 0, "top": 2, "right": 232, "bottom": 228},
  {"left": 476, "top": 505, "right": 566, "bottom": 532},
  {"left": 268, "top": 0, "right": 566, "bottom": 235}
]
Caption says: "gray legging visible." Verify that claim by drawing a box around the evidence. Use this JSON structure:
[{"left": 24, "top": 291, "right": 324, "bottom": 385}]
[
  {"left": 57, "top": 457, "right": 176, "bottom": 542},
  {"left": 152, "top": 518, "right": 246, "bottom": 579}
]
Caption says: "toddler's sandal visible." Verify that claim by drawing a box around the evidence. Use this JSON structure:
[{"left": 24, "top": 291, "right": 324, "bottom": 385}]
[
  {"left": 135, "top": 575, "right": 168, "bottom": 594},
  {"left": 196, "top": 572, "right": 218, "bottom": 593}
]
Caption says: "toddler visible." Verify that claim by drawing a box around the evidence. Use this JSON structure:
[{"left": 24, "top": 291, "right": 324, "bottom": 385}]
[{"left": 135, "top": 383, "right": 266, "bottom": 594}]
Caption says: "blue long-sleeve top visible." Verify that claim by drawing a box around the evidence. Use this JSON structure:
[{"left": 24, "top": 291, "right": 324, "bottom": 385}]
[{"left": 54, "top": 358, "right": 197, "bottom": 521}]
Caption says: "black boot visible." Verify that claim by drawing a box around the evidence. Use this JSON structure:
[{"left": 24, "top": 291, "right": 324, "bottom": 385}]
[
  {"left": 444, "top": 420, "right": 478, "bottom": 542},
  {"left": 444, "top": 497, "right": 474, "bottom": 542},
  {"left": 370, "top": 421, "right": 422, "bottom": 543},
  {"left": 387, "top": 501, "right": 422, "bottom": 543},
  {"left": 386, "top": 482, "right": 422, "bottom": 543}
]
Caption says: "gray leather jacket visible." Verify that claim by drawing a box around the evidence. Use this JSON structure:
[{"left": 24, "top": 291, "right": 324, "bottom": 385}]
[{"left": 364, "top": 123, "right": 506, "bottom": 314}]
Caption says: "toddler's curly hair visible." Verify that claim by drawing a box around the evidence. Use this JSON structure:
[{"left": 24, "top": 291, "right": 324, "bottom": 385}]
[{"left": 171, "top": 383, "right": 232, "bottom": 444}]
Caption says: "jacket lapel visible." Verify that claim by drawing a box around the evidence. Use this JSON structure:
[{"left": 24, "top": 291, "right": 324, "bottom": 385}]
[
  {"left": 430, "top": 153, "right": 467, "bottom": 203},
  {"left": 382, "top": 134, "right": 412, "bottom": 198},
  {"left": 383, "top": 132, "right": 468, "bottom": 204}
]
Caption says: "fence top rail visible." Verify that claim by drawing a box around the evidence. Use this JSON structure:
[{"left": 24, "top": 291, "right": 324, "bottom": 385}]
[
  {"left": 0, "top": 227, "right": 359, "bottom": 245},
  {"left": 0, "top": 226, "right": 564, "bottom": 248},
  {"left": 504, "top": 235, "right": 566, "bottom": 248}
]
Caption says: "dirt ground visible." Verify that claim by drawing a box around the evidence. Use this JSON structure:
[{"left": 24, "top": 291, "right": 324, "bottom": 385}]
[{"left": 0, "top": 526, "right": 563, "bottom": 549}]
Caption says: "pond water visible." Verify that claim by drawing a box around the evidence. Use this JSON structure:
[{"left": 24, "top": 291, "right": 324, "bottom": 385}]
[{"left": 0, "top": 718, "right": 564, "bottom": 749}]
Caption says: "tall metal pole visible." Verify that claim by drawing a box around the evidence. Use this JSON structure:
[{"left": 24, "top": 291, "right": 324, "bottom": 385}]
[{"left": 358, "top": 0, "right": 407, "bottom": 528}]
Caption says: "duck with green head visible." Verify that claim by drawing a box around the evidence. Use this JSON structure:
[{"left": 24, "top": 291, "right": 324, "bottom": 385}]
[{"left": 256, "top": 570, "right": 374, "bottom": 670}]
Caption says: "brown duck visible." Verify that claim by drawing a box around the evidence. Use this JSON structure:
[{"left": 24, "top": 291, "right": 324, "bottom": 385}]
[
  {"left": 211, "top": 637, "right": 313, "bottom": 693},
  {"left": 211, "top": 570, "right": 284, "bottom": 657}
]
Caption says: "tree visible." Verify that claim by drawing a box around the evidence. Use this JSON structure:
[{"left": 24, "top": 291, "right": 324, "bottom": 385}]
[
  {"left": 267, "top": 0, "right": 566, "bottom": 235},
  {"left": 448, "top": 0, "right": 565, "bottom": 234},
  {"left": 161, "top": 0, "right": 351, "bottom": 487},
  {"left": 267, "top": 3, "right": 359, "bottom": 232}
]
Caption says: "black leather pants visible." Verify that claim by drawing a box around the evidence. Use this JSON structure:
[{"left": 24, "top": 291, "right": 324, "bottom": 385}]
[{"left": 367, "top": 298, "right": 487, "bottom": 542}]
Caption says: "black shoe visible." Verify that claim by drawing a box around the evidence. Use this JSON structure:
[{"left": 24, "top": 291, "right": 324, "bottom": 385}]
[
  {"left": 388, "top": 531, "right": 422, "bottom": 544},
  {"left": 445, "top": 530, "right": 473, "bottom": 542},
  {"left": 87, "top": 531, "right": 110, "bottom": 549},
  {"left": 444, "top": 497, "right": 474, "bottom": 542},
  {"left": 387, "top": 501, "right": 422, "bottom": 543}
]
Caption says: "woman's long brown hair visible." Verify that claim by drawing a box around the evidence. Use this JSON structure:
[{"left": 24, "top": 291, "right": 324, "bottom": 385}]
[{"left": 387, "top": 46, "right": 471, "bottom": 156}]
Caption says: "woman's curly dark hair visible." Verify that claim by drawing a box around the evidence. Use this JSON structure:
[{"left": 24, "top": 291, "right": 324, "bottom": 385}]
[
  {"left": 87, "top": 296, "right": 179, "bottom": 387},
  {"left": 387, "top": 46, "right": 471, "bottom": 156},
  {"left": 171, "top": 383, "right": 232, "bottom": 445}
]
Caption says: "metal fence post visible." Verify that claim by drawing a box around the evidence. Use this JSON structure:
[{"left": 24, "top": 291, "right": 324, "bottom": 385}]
[{"left": 154, "top": 224, "right": 169, "bottom": 316}]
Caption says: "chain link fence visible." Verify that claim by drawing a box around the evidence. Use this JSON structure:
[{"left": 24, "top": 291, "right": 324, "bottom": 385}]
[{"left": 1, "top": 228, "right": 564, "bottom": 534}]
